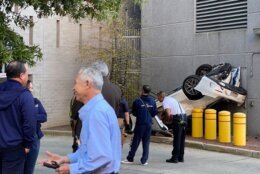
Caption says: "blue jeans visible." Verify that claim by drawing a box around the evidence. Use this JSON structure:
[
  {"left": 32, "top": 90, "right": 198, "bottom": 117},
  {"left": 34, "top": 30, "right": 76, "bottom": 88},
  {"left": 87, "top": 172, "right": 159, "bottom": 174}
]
[
  {"left": 0, "top": 144, "right": 26, "bottom": 174},
  {"left": 24, "top": 136, "right": 40, "bottom": 174}
]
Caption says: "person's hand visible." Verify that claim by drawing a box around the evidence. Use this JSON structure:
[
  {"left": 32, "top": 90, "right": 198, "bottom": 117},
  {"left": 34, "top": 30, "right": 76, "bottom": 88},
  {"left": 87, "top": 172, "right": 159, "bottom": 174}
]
[
  {"left": 56, "top": 163, "right": 70, "bottom": 174},
  {"left": 24, "top": 148, "right": 30, "bottom": 154},
  {"left": 40, "top": 151, "right": 69, "bottom": 166}
]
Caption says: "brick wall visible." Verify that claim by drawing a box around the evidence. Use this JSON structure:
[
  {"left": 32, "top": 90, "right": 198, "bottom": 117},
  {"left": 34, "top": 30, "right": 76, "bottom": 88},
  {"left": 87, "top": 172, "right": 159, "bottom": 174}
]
[{"left": 12, "top": 8, "right": 101, "bottom": 128}]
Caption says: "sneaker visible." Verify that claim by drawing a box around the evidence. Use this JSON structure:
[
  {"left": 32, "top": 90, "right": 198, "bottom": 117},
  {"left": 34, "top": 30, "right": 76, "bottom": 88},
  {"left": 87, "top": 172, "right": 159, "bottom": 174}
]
[
  {"left": 141, "top": 162, "right": 148, "bottom": 166},
  {"left": 121, "top": 159, "right": 133, "bottom": 164}
]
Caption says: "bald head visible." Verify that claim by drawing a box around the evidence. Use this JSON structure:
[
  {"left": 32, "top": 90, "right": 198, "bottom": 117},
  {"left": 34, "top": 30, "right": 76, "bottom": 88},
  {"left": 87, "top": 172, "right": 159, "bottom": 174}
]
[
  {"left": 5, "top": 61, "right": 29, "bottom": 87},
  {"left": 6, "top": 61, "right": 27, "bottom": 79}
]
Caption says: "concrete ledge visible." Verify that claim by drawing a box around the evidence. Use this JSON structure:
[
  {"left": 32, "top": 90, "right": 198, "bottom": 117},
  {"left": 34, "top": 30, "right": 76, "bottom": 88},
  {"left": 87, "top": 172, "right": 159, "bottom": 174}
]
[
  {"left": 252, "top": 151, "right": 260, "bottom": 158},
  {"left": 203, "top": 143, "right": 253, "bottom": 157},
  {"left": 150, "top": 136, "right": 260, "bottom": 159},
  {"left": 43, "top": 130, "right": 72, "bottom": 136},
  {"left": 185, "top": 140, "right": 204, "bottom": 149},
  {"left": 150, "top": 136, "right": 172, "bottom": 144}
]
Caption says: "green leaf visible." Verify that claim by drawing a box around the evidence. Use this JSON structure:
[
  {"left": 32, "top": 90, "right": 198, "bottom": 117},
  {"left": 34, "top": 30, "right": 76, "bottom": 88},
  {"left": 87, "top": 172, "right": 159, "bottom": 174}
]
[{"left": 0, "top": 0, "right": 124, "bottom": 66}]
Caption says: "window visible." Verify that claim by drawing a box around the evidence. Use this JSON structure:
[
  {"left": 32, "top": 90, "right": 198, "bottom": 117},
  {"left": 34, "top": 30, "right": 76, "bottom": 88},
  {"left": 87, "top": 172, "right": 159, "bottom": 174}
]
[
  {"left": 56, "top": 20, "right": 60, "bottom": 48},
  {"left": 29, "top": 16, "right": 33, "bottom": 45},
  {"left": 0, "top": 64, "right": 5, "bottom": 73},
  {"left": 196, "top": 0, "right": 247, "bottom": 33},
  {"left": 79, "top": 24, "right": 82, "bottom": 48},
  {"left": 99, "top": 26, "right": 102, "bottom": 50},
  {"left": 0, "top": 64, "right": 6, "bottom": 82}
]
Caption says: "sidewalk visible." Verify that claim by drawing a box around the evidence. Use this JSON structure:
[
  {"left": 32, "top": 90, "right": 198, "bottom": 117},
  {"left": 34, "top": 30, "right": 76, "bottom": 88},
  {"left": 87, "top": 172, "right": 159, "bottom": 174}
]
[{"left": 43, "top": 125, "right": 260, "bottom": 159}]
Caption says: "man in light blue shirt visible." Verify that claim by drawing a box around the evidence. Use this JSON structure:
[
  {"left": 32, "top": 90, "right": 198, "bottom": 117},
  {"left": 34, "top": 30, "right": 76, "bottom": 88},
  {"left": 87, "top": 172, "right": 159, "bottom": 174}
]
[{"left": 41, "top": 67, "right": 121, "bottom": 174}]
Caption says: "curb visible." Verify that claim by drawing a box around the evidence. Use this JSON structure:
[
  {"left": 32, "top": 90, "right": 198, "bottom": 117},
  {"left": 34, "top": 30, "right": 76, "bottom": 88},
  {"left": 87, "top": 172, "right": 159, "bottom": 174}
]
[
  {"left": 151, "top": 136, "right": 260, "bottom": 159},
  {"left": 43, "top": 130, "right": 72, "bottom": 136},
  {"left": 42, "top": 130, "right": 260, "bottom": 159}
]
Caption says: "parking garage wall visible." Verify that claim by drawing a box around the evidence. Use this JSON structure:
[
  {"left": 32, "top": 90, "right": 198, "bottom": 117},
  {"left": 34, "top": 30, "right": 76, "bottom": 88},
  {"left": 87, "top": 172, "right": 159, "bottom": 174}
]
[{"left": 141, "top": 0, "right": 260, "bottom": 135}]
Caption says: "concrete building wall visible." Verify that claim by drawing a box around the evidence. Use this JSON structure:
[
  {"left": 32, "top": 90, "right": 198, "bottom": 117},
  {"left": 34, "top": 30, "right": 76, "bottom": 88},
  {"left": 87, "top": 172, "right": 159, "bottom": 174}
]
[
  {"left": 12, "top": 7, "right": 101, "bottom": 128},
  {"left": 141, "top": 0, "right": 260, "bottom": 135}
]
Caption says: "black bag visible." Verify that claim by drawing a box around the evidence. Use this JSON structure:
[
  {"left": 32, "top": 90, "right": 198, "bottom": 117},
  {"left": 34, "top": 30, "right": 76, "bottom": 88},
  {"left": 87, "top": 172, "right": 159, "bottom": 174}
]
[
  {"left": 176, "top": 103, "right": 187, "bottom": 126},
  {"left": 176, "top": 113, "right": 187, "bottom": 126}
]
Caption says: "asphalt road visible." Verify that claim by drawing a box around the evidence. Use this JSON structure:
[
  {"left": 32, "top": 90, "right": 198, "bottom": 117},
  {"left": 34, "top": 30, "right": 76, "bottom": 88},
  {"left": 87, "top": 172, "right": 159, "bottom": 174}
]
[{"left": 35, "top": 136, "right": 260, "bottom": 174}]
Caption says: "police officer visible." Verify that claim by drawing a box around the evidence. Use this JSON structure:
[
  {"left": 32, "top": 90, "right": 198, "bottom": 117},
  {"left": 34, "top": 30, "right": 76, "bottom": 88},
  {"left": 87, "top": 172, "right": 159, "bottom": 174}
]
[{"left": 157, "top": 91, "right": 186, "bottom": 163}]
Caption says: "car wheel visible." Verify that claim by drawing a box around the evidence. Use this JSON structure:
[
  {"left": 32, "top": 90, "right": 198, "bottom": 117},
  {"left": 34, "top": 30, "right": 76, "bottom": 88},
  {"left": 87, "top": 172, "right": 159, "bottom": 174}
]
[
  {"left": 182, "top": 75, "right": 204, "bottom": 100},
  {"left": 195, "top": 64, "right": 212, "bottom": 76}
]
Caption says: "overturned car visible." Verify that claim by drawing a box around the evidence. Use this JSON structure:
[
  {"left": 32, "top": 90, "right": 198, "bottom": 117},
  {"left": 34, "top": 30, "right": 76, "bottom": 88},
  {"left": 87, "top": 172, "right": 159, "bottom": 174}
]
[
  {"left": 183, "top": 63, "right": 247, "bottom": 105},
  {"left": 130, "top": 63, "right": 247, "bottom": 136}
]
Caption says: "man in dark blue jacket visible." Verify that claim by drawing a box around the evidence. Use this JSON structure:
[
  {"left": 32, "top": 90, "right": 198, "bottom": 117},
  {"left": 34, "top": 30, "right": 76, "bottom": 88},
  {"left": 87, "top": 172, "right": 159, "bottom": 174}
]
[
  {"left": 122, "top": 85, "right": 158, "bottom": 165},
  {"left": 0, "top": 61, "right": 36, "bottom": 174}
]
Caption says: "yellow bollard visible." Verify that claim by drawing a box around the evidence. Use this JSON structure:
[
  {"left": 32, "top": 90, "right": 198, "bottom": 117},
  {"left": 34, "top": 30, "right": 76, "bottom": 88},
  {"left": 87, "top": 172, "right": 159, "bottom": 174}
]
[
  {"left": 233, "top": 112, "right": 246, "bottom": 146},
  {"left": 218, "top": 111, "right": 231, "bottom": 143},
  {"left": 205, "top": 109, "right": 216, "bottom": 140},
  {"left": 192, "top": 108, "right": 203, "bottom": 138}
]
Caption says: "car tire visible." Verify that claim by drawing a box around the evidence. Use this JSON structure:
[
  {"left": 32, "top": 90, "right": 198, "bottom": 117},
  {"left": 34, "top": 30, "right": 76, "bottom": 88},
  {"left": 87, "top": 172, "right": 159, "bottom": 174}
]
[
  {"left": 182, "top": 75, "right": 204, "bottom": 100},
  {"left": 195, "top": 64, "right": 212, "bottom": 76}
]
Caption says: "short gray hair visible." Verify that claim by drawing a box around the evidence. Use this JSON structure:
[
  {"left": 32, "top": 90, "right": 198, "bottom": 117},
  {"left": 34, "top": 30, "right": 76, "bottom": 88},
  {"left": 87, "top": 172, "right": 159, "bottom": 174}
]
[
  {"left": 91, "top": 60, "right": 109, "bottom": 77},
  {"left": 78, "top": 67, "right": 103, "bottom": 90}
]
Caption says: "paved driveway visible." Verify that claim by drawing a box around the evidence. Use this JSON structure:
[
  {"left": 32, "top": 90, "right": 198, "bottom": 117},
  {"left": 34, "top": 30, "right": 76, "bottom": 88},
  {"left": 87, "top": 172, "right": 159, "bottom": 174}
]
[{"left": 35, "top": 136, "right": 260, "bottom": 174}]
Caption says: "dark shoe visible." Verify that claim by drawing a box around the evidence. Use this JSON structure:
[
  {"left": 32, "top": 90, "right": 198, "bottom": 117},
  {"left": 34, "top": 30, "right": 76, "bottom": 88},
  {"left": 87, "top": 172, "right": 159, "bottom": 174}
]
[
  {"left": 166, "top": 158, "right": 178, "bottom": 163},
  {"left": 141, "top": 162, "right": 148, "bottom": 166},
  {"left": 178, "top": 158, "right": 184, "bottom": 162}
]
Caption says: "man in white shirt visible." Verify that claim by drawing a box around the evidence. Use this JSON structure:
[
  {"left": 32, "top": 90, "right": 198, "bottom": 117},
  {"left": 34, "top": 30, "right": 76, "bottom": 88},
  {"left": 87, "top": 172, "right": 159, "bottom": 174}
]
[{"left": 157, "top": 91, "right": 186, "bottom": 164}]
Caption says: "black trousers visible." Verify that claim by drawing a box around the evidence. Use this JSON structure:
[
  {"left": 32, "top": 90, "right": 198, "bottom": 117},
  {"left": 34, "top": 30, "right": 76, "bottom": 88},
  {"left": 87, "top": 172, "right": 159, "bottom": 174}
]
[
  {"left": 171, "top": 118, "right": 186, "bottom": 160},
  {"left": 72, "top": 137, "right": 79, "bottom": 153},
  {"left": 127, "top": 125, "right": 152, "bottom": 164},
  {"left": 0, "top": 144, "right": 26, "bottom": 174}
]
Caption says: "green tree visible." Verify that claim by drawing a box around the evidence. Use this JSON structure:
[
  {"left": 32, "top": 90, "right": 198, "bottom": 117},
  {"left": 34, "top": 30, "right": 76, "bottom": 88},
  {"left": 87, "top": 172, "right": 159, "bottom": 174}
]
[
  {"left": 0, "top": 0, "right": 123, "bottom": 66},
  {"left": 80, "top": 1, "right": 141, "bottom": 103}
]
